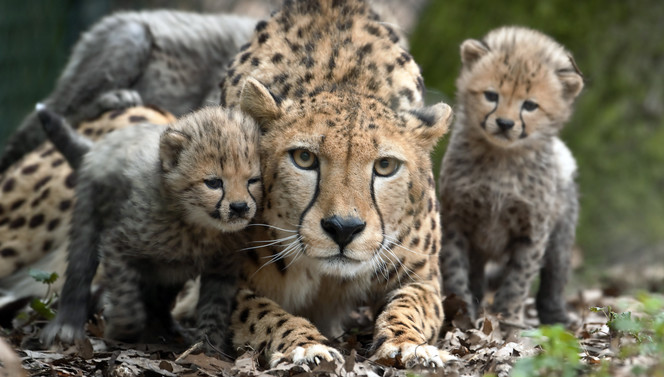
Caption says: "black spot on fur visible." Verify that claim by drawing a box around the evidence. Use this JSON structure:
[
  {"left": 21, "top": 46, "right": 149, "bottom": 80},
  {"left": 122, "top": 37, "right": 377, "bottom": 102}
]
[
  {"left": 271, "top": 53, "right": 284, "bottom": 63},
  {"left": 0, "top": 248, "right": 17, "bottom": 257},
  {"left": 34, "top": 176, "right": 52, "bottom": 191},
  {"left": 239, "top": 308, "right": 250, "bottom": 323},
  {"left": 59, "top": 200, "right": 72, "bottom": 211},
  {"left": 10, "top": 199, "right": 25, "bottom": 211},
  {"left": 64, "top": 173, "right": 76, "bottom": 189},
  {"left": 40, "top": 148, "right": 56, "bottom": 158},
  {"left": 47, "top": 219, "right": 60, "bottom": 231},
  {"left": 29, "top": 214, "right": 44, "bottom": 228},
  {"left": 255, "top": 20, "right": 268, "bottom": 32},
  {"left": 2, "top": 178, "right": 15, "bottom": 193},
  {"left": 9, "top": 217, "right": 26, "bottom": 229},
  {"left": 128, "top": 115, "right": 147, "bottom": 123},
  {"left": 239, "top": 52, "right": 251, "bottom": 64},
  {"left": 21, "top": 163, "right": 39, "bottom": 175}
]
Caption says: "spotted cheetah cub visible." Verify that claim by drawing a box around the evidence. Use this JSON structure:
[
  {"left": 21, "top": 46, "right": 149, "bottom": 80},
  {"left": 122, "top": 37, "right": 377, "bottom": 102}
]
[
  {"left": 438, "top": 26, "right": 584, "bottom": 325},
  {"left": 39, "top": 106, "right": 261, "bottom": 351}
]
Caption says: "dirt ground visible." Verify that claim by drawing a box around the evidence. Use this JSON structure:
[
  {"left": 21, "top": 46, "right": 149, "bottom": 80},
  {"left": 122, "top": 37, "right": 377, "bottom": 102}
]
[{"left": 2, "top": 286, "right": 661, "bottom": 377}]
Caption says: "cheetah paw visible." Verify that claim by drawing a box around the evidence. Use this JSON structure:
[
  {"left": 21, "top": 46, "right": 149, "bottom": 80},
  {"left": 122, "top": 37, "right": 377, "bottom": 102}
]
[
  {"left": 373, "top": 342, "right": 456, "bottom": 369},
  {"left": 269, "top": 344, "right": 343, "bottom": 368}
]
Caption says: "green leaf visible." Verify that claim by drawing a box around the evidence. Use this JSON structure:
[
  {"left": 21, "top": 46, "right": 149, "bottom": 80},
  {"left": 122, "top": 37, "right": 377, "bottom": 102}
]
[
  {"left": 30, "top": 298, "right": 55, "bottom": 320},
  {"left": 28, "top": 269, "right": 59, "bottom": 284}
]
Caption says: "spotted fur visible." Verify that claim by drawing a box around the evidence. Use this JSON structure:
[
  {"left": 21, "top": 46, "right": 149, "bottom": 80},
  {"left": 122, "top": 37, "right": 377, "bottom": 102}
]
[
  {"left": 219, "top": 0, "right": 454, "bottom": 368},
  {"left": 38, "top": 106, "right": 261, "bottom": 351},
  {"left": 0, "top": 10, "right": 256, "bottom": 173},
  {"left": 0, "top": 107, "right": 175, "bottom": 309},
  {"left": 438, "top": 26, "right": 584, "bottom": 324}
]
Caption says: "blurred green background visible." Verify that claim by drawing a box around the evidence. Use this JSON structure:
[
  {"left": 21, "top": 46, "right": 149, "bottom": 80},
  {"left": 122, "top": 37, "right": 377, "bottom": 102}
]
[
  {"left": 410, "top": 0, "right": 664, "bottom": 283},
  {"left": 1, "top": 0, "right": 662, "bottom": 284}
]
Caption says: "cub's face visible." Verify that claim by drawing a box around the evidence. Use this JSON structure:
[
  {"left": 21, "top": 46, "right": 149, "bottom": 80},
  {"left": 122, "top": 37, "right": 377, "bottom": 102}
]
[
  {"left": 160, "top": 108, "right": 262, "bottom": 232},
  {"left": 457, "top": 34, "right": 583, "bottom": 148},
  {"left": 241, "top": 79, "right": 450, "bottom": 278}
]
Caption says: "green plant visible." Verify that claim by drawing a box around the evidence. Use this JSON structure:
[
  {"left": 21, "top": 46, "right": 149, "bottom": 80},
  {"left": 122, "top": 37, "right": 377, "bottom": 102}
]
[
  {"left": 14, "top": 269, "right": 59, "bottom": 325},
  {"left": 511, "top": 325, "right": 582, "bottom": 377}
]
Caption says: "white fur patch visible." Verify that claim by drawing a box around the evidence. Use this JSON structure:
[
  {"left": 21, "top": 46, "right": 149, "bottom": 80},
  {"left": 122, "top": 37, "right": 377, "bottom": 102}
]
[{"left": 552, "top": 138, "right": 577, "bottom": 185}]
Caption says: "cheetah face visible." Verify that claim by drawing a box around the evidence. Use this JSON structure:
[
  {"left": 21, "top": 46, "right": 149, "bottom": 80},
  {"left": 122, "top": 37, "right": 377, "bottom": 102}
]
[
  {"left": 159, "top": 108, "right": 262, "bottom": 233},
  {"left": 241, "top": 78, "right": 450, "bottom": 277},
  {"left": 457, "top": 36, "right": 584, "bottom": 148}
]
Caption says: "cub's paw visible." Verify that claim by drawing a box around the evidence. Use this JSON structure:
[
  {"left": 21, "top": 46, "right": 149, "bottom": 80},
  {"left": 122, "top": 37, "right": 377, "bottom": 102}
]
[
  {"left": 270, "top": 344, "right": 343, "bottom": 368},
  {"left": 95, "top": 89, "right": 143, "bottom": 113},
  {"left": 40, "top": 321, "right": 85, "bottom": 346},
  {"left": 373, "top": 341, "right": 456, "bottom": 369}
]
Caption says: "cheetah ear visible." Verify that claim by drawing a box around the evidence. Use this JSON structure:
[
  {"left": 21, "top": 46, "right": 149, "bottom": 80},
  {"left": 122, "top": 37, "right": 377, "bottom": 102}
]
[
  {"left": 405, "top": 102, "right": 453, "bottom": 151},
  {"left": 558, "top": 56, "right": 584, "bottom": 101},
  {"left": 159, "top": 128, "right": 190, "bottom": 172},
  {"left": 240, "top": 77, "right": 283, "bottom": 131},
  {"left": 460, "top": 39, "right": 490, "bottom": 68}
]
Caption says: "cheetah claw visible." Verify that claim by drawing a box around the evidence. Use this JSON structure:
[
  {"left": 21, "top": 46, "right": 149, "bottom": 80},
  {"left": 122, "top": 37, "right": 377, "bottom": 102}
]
[
  {"left": 374, "top": 342, "right": 456, "bottom": 369},
  {"left": 269, "top": 344, "right": 343, "bottom": 368}
]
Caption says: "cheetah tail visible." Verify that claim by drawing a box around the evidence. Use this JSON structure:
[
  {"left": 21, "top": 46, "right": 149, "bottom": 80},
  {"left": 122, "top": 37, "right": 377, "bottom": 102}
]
[{"left": 36, "top": 103, "right": 92, "bottom": 170}]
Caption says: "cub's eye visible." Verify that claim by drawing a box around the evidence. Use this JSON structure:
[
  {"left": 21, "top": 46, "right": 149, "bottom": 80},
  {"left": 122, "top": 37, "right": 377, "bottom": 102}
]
[
  {"left": 522, "top": 100, "right": 539, "bottom": 111},
  {"left": 374, "top": 157, "right": 401, "bottom": 177},
  {"left": 484, "top": 91, "right": 499, "bottom": 102},
  {"left": 290, "top": 149, "right": 318, "bottom": 170},
  {"left": 248, "top": 177, "right": 261, "bottom": 185},
  {"left": 204, "top": 178, "right": 223, "bottom": 189}
]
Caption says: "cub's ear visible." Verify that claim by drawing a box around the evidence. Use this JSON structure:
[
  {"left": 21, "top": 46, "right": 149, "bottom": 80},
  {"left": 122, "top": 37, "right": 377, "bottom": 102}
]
[
  {"left": 460, "top": 39, "right": 490, "bottom": 68},
  {"left": 558, "top": 56, "right": 584, "bottom": 101},
  {"left": 405, "top": 102, "right": 453, "bottom": 151},
  {"left": 159, "top": 128, "right": 190, "bottom": 172},
  {"left": 240, "top": 77, "right": 283, "bottom": 131}
]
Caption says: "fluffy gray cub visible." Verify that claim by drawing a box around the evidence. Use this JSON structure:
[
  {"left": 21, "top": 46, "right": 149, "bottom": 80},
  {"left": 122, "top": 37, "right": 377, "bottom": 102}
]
[
  {"left": 0, "top": 10, "right": 257, "bottom": 173},
  {"left": 38, "top": 106, "right": 262, "bottom": 353},
  {"left": 438, "top": 26, "right": 584, "bottom": 325}
]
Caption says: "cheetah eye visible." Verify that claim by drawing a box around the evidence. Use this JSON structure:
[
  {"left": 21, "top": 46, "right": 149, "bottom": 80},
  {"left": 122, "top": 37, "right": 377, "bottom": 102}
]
[
  {"left": 204, "top": 178, "right": 223, "bottom": 190},
  {"left": 522, "top": 100, "right": 539, "bottom": 111},
  {"left": 484, "top": 90, "right": 499, "bottom": 102},
  {"left": 374, "top": 157, "right": 401, "bottom": 177},
  {"left": 248, "top": 177, "right": 261, "bottom": 185},
  {"left": 290, "top": 149, "right": 318, "bottom": 170}
]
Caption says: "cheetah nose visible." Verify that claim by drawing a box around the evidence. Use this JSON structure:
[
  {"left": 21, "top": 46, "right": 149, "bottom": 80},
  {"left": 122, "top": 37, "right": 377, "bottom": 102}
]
[
  {"left": 496, "top": 118, "right": 515, "bottom": 131},
  {"left": 229, "top": 201, "right": 250, "bottom": 218},
  {"left": 321, "top": 216, "right": 366, "bottom": 250}
]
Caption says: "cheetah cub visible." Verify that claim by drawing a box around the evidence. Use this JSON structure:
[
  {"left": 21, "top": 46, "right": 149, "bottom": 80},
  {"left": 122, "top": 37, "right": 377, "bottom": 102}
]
[
  {"left": 438, "top": 26, "right": 584, "bottom": 325},
  {"left": 39, "top": 106, "right": 261, "bottom": 351}
]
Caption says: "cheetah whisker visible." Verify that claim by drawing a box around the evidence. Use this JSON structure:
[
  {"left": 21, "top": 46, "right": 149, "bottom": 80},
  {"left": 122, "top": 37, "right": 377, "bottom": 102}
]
[
  {"left": 384, "top": 235, "right": 429, "bottom": 256},
  {"left": 251, "top": 236, "right": 303, "bottom": 276},
  {"left": 247, "top": 223, "right": 298, "bottom": 233},
  {"left": 241, "top": 234, "right": 298, "bottom": 251},
  {"left": 381, "top": 243, "right": 421, "bottom": 285}
]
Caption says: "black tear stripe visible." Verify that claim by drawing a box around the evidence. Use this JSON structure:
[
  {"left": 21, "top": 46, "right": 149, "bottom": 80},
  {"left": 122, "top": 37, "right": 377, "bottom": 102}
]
[
  {"left": 370, "top": 170, "right": 386, "bottom": 264},
  {"left": 481, "top": 101, "right": 499, "bottom": 130},
  {"left": 519, "top": 110, "right": 528, "bottom": 138},
  {"left": 296, "top": 168, "right": 321, "bottom": 255}
]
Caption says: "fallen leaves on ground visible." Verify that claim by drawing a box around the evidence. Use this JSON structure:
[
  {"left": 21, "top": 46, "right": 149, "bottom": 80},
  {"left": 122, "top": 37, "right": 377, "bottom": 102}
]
[{"left": 2, "top": 289, "right": 662, "bottom": 376}]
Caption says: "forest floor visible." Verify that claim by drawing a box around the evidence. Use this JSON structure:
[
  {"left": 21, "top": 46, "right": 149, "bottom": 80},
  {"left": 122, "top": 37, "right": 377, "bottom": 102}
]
[{"left": 2, "top": 282, "right": 663, "bottom": 377}]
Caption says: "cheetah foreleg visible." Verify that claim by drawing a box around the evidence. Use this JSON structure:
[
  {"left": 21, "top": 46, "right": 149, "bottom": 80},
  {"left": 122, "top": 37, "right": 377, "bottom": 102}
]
[
  {"left": 492, "top": 239, "right": 548, "bottom": 323},
  {"left": 372, "top": 282, "right": 454, "bottom": 368},
  {"left": 196, "top": 272, "right": 238, "bottom": 355},
  {"left": 440, "top": 229, "right": 476, "bottom": 319},
  {"left": 230, "top": 289, "right": 343, "bottom": 367}
]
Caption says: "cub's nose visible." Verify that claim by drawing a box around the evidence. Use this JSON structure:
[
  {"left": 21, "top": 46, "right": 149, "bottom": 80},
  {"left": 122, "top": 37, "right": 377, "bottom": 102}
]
[
  {"left": 229, "top": 201, "right": 250, "bottom": 218},
  {"left": 321, "top": 216, "right": 366, "bottom": 250},
  {"left": 496, "top": 118, "right": 515, "bottom": 131}
]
